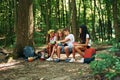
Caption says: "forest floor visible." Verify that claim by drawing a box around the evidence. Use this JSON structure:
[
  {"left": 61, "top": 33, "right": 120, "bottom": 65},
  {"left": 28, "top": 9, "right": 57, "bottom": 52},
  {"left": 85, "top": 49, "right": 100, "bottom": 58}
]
[{"left": 0, "top": 45, "right": 111, "bottom": 80}]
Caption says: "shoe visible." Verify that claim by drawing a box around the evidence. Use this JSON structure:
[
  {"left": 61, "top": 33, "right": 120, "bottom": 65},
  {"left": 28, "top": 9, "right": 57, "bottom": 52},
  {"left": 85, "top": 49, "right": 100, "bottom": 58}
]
[
  {"left": 54, "top": 58, "right": 60, "bottom": 62},
  {"left": 69, "top": 58, "right": 75, "bottom": 62},
  {"left": 65, "top": 58, "right": 70, "bottom": 62},
  {"left": 78, "top": 58, "right": 84, "bottom": 63},
  {"left": 40, "top": 58, "right": 45, "bottom": 61},
  {"left": 46, "top": 57, "right": 53, "bottom": 61}
]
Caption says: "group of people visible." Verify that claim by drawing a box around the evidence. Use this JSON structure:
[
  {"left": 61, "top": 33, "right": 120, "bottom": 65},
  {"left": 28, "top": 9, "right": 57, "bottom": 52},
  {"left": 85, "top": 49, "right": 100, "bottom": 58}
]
[{"left": 39, "top": 25, "right": 95, "bottom": 63}]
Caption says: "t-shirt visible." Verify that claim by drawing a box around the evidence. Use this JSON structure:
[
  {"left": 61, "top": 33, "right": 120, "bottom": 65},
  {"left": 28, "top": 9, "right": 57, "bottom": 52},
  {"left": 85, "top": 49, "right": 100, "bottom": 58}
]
[
  {"left": 86, "top": 34, "right": 91, "bottom": 46},
  {"left": 50, "top": 36, "right": 56, "bottom": 44},
  {"left": 65, "top": 34, "right": 75, "bottom": 47}
]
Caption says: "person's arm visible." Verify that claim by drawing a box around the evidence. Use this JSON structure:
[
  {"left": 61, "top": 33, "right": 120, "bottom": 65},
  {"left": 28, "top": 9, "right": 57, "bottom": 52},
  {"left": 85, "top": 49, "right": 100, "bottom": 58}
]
[
  {"left": 74, "top": 38, "right": 89, "bottom": 46},
  {"left": 56, "top": 38, "right": 70, "bottom": 44},
  {"left": 60, "top": 38, "right": 70, "bottom": 43}
]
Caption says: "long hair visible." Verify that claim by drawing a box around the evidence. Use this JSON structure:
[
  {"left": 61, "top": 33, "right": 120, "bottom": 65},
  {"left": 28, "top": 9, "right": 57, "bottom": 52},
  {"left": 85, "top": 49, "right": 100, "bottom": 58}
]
[
  {"left": 79, "top": 25, "right": 90, "bottom": 44},
  {"left": 56, "top": 29, "right": 64, "bottom": 40}
]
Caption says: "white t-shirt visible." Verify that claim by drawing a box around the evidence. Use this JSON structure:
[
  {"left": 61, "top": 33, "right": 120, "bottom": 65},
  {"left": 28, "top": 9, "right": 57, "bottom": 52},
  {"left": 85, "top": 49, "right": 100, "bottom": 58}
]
[
  {"left": 65, "top": 34, "right": 75, "bottom": 47},
  {"left": 86, "top": 34, "right": 91, "bottom": 46}
]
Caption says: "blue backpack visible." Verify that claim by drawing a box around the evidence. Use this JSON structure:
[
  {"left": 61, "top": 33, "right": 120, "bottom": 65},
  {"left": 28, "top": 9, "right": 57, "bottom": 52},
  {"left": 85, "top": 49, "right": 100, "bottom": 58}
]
[{"left": 23, "top": 46, "right": 34, "bottom": 59}]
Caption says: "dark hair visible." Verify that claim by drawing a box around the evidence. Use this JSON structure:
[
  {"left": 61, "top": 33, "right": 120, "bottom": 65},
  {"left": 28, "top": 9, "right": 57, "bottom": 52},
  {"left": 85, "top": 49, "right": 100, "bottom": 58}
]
[
  {"left": 63, "top": 28, "right": 70, "bottom": 32},
  {"left": 79, "top": 25, "right": 90, "bottom": 44}
]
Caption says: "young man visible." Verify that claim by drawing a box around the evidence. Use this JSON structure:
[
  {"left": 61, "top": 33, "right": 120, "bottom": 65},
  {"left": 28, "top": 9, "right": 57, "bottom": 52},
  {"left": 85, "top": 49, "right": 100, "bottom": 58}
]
[{"left": 55, "top": 28, "right": 75, "bottom": 62}]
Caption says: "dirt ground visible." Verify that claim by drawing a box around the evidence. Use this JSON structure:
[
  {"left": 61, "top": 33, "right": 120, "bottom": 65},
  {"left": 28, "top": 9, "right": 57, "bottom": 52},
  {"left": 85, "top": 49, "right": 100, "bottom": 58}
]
[{"left": 0, "top": 45, "right": 111, "bottom": 80}]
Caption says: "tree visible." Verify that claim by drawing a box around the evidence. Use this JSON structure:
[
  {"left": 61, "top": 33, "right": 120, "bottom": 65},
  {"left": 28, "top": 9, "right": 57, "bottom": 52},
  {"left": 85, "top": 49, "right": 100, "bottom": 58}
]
[
  {"left": 14, "top": 0, "right": 34, "bottom": 57},
  {"left": 71, "top": 0, "right": 77, "bottom": 41},
  {"left": 112, "top": 0, "right": 120, "bottom": 42}
]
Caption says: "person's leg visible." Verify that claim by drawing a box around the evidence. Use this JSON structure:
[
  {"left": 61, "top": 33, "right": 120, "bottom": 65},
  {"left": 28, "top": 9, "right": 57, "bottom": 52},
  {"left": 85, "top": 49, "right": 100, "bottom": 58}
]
[
  {"left": 56, "top": 46, "right": 62, "bottom": 58},
  {"left": 50, "top": 46, "right": 56, "bottom": 58},
  {"left": 72, "top": 46, "right": 76, "bottom": 59},
  {"left": 54, "top": 46, "right": 62, "bottom": 62},
  {"left": 64, "top": 46, "right": 73, "bottom": 62},
  {"left": 75, "top": 46, "right": 84, "bottom": 57},
  {"left": 47, "top": 43, "right": 51, "bottom": 57},
  {"left": 46, "top": 46, "right": 56, "bottom": 61},
  {"left": 64, "top": 46, "right": 69, "bottom": 58},
  {"left": 48, "top": 43, "right": 53, "bottom": 57},
  {"left": 69, "top": 46, "right": 76, "bottom": 62}
]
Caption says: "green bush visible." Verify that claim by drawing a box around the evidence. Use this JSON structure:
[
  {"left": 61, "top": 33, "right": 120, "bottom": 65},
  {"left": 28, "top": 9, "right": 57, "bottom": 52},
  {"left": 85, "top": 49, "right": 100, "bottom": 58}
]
[
  {"left": 90, "top": 52, "right": 120, "bottom": 79},
  {"left": 34, "top": 31, "right": 46, "bottom": 46}
]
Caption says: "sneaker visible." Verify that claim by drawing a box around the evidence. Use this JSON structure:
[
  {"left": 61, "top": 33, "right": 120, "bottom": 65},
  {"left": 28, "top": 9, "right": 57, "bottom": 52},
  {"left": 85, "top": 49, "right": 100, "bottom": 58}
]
[
  {"left": 65, "top": 58, "right": 70, "bottom": 62},
  {"left": 46, "top": 57, "right": 53, "bottom": 61},
  {"left": 78, "top": 58, "right": 84, "bottom": 63},
  {"left": 54, "top": 58, "right": 60, "bottom": 62},
  {"left": 69, "top": 58, "right": 75, "bottom": 62}
]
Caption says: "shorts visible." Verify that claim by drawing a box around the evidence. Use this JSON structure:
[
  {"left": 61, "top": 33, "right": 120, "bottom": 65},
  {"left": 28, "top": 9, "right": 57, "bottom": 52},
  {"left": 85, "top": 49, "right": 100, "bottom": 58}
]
[{"left": 61, "top": 46, "right": 72, "bottom": 54}]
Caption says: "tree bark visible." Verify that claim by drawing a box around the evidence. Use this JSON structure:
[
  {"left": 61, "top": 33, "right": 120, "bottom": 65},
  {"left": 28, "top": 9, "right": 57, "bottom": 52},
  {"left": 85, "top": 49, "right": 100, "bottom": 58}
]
[
  {"left": 14, "top": 0, "right": 34, "bottom": 57},
  {"left": 112, "top": 0, "right": 120, "bottom": 42},
  {"left": 71, "top": 0, "right": 77, "bottom": 41},
  {"left": 83, "top": 0, "right": 86, "bottom": 25}
]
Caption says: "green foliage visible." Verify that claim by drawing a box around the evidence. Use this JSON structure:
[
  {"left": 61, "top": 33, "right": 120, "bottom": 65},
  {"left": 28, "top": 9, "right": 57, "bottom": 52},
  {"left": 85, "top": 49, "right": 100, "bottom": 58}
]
[
  {"left": 90, "top": 52, "right": 120, "bottom": 79},
  {"left": 108, "top": 41, "right": 120, "bottom": 52},
  {"left": 34, "top": 31, "right": 46, "bottom": 46}
]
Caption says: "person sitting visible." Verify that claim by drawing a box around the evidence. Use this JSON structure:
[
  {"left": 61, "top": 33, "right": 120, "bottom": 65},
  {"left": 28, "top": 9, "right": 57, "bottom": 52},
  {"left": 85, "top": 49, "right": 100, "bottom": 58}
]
[
  {"left": 39, "top": 29, "right": 56, "bottom": 61},
  {"left": 69, "top": 25, "right": 94, "bottom": 63},
  {"left": 54, "top": 28, "right": 75, "bottom": 62},
  {"left": 46, "top": 29, "right": 64, "bottom": 61}
]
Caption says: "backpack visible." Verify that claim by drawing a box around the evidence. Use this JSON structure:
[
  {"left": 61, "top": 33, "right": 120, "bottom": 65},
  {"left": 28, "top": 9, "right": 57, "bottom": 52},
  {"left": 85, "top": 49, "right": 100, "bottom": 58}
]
[
  {"left": 84, "top": 48, "right": 96, "bottom": 58},
  {"left": 23, "top": 46, "right": 34, "bottom": 59},
  {"left": 84, "top": 48, "right": 96, "bottom": 64}
]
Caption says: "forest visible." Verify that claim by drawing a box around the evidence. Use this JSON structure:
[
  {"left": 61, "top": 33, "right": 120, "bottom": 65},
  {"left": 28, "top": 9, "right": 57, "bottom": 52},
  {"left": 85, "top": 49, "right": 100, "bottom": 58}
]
[{"left": 0, "top": 0, "right": 120, "bottom": 80}]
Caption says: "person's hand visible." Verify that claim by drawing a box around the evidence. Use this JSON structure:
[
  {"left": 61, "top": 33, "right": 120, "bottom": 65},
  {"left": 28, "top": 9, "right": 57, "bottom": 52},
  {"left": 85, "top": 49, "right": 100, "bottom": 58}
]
[
  {"left": 56, "top": 41, "right": 62, "bottom": 46},
  {"left": 56, "top": 41, "right": 60, "bottom": 44}
]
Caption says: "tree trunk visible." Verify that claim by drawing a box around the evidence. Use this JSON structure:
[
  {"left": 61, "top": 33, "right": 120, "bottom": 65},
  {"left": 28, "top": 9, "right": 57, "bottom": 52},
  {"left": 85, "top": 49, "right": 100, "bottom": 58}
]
[
  {"left": 68, "top": 0, "right": 72, "bottom": 27},
  {"left": 55, "top": 0, "right": 59, "bottom": 28},
  {"left": 90, "top": 0, "right": 96, "bottom": 41},
  {"left": 99, "top": 0, "right": 104, "bottom": 42},
  {"left": 46, "top": 0, "right": 51, "bottom": 30},
  {"left": 71, "top": 0, "right": 77, "bottom": 41},
  {"left": 14, "top": 0, "right": 34, "bottom": 57},
  {"left": 83, "top": 0, "right": 86, "bottom": 25},
  {"left": 112, "top": 0, "right": 120, "bottom": 42},
  {"left": 78, "top": 0, "right": 81, "bottom": 24},
  {"left": 106, "top": 1, "right": 112, "bottom": 40}
]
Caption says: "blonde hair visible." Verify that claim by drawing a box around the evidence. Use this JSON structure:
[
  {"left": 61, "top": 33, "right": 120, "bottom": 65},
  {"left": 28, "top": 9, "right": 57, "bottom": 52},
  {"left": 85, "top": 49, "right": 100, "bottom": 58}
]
[{"left": 56, "top": 29, "right": 64, "bottom": 40}]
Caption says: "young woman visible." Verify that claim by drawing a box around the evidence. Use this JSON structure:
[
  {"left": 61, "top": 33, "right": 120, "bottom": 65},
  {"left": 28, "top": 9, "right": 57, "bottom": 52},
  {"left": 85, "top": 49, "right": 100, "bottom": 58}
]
[
  {"left": 46, "top": 29, "right": 64, "bottom": 61},
  {"left": 69, "top": 25, "right": 91, "bottom": 62},
  {"left": 39, "top": 29, "right": 56, "bottom": 61}
]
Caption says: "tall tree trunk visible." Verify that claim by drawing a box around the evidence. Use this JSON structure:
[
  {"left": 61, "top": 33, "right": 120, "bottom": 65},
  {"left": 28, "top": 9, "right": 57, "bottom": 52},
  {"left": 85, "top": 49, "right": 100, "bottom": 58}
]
[
  {"left": 106, "top": 1, "right": 112, "bottom": 40},
  {"left": 112, "top": 0, "right": 120, "bottom": 42},
  {"left": 62, "top": 0, "right": 65, "bottom": 27},
  {"left": 71, "top": 0, "right": 77, "bottom": 41},
  {"left": 90, "top": 0, "right": 96, "bottom": 41},
  {"left": 68, "top": 0, "right": 72, "bottom": 27},
  {"left": 55, "top": 0, "right": 59, "bottom": 28},
  {"left": 78, "top": 0, "right": 81, "bottom": 24},
  {"left": 46, "top": 0, "right": 51, "bottom": 30},
  {"left": 83, "top": 0, "right": 86, "bottom": 25},
  {"left": 96, "top": 0, "right": 103, "bottom": 41},
  {"left": 99, "top": 0, "right": 104, "bottom": 42},
  {"left": 14, "top": 0, "right": 34, "bottom": 57}
]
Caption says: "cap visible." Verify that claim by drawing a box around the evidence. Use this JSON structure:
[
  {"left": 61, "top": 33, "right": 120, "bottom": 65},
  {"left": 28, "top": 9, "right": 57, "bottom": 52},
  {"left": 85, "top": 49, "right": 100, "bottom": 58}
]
[{"left": 48, "top": 29, "right": 55, "bottom": 34}]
